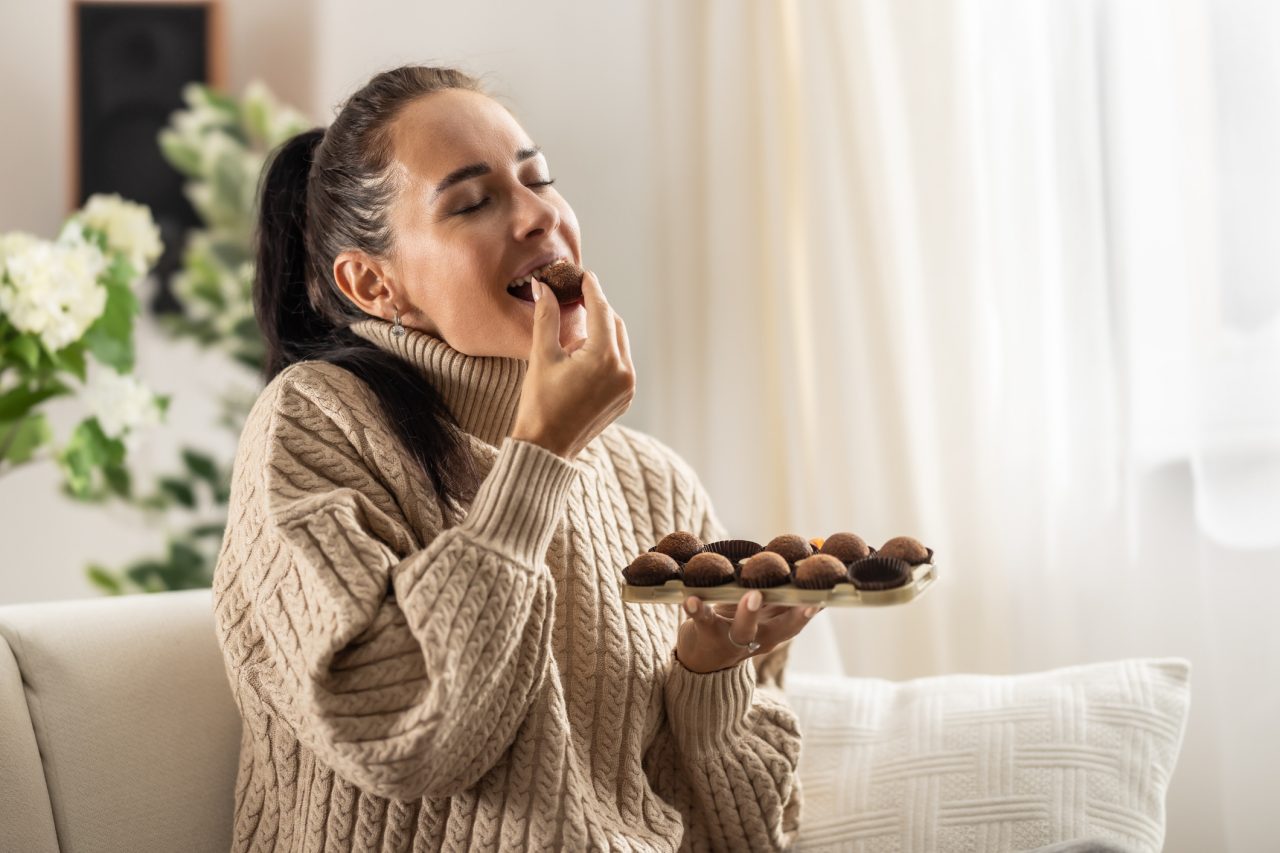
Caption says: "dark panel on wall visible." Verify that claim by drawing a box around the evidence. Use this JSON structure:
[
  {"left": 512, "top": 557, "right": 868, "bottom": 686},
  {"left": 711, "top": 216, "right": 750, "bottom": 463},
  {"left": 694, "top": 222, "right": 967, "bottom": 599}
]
[{"left": 76, "top": 3, "right": 213, "bottom": 314}]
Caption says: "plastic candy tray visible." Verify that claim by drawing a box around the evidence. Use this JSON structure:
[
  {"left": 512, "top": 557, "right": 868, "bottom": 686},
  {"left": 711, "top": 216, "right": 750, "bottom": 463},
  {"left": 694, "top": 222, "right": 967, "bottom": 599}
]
[{"left": 621, "top": 560, "right": 938, "bottom": 608}]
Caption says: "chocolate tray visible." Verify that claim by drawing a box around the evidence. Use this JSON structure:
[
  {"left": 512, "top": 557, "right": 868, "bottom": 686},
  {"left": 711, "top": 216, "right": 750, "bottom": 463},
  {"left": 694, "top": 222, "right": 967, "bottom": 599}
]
[{"left": 621, "top": 560, "right": 938, "bottom": 608}]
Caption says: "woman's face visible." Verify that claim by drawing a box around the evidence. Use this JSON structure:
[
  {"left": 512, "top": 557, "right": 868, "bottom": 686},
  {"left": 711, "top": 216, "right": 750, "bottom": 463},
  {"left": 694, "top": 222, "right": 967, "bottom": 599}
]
[{"left": 357, "top": 88, "right": 588, "bottom": 358}]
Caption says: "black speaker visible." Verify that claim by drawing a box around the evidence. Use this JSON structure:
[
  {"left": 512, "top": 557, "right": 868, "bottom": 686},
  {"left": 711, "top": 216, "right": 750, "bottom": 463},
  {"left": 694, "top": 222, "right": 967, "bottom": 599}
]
[{"left": 74, "top": 1, "right": 222, "bottom": 314}]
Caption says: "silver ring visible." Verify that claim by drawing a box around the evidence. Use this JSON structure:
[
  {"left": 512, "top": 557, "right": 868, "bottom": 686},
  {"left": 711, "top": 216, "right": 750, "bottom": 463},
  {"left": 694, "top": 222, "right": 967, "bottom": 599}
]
[{"left": 727, "top": 633, "right": 761, "bottom": 654}]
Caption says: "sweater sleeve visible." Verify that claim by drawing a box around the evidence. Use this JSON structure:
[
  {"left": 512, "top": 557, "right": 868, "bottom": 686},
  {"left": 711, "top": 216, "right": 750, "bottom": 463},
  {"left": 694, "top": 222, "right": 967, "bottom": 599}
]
[
  {"left": 231, "top": 371, "right": 577, "bottom": 802},
  {"left": 645, "top": 656, "right": 803, "bottom": 851}
]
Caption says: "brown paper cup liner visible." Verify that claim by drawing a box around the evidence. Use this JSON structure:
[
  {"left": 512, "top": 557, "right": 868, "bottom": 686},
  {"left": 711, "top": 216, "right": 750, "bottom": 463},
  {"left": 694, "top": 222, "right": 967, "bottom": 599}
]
[
  {"left": 849, "top": 556, "right": 912, "bottom": 590},
  {"left": 704, "top": 539, "right": 762, "bottom": 563}
]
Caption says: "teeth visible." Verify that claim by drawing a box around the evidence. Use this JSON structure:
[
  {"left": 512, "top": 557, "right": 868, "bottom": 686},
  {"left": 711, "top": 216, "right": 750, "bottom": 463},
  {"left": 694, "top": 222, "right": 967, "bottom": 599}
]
[{"left": 507, "top": 259, "right": 566, "bottom": 290}]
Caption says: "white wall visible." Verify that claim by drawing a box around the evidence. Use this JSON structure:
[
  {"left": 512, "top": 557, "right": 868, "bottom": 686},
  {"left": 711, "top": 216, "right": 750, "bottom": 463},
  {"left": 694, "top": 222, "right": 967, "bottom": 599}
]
[{"left": 0, "top": 0, "right": 662, "bottom": 604}]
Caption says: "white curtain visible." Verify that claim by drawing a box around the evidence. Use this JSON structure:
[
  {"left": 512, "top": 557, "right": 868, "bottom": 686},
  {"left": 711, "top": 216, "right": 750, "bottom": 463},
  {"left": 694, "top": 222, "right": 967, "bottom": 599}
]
[{"left": 650, "top": 1, "right": 1279, "bottom": 850}]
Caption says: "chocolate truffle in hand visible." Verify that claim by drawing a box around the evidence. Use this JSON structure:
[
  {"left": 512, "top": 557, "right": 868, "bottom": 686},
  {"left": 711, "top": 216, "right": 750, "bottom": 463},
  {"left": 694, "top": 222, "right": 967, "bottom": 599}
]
[
  {"left": 536, "top": 259, "right": 585, "bottom": 303},
  {"left": 877, "top": 536, "right": 931, "bottom": 564},
  {"left": 819, "top": 532, "right": 871, "bottom": 564},
  {"left": 654, "top": 531, "right": 703, "bottom": 564},
  {"left": 849, "top": 556, "right": 911, "bottom": 590},
  {"left": 764, "top": 534, "right": 812, "bottom": 565},
  {"left": 682, "top": 552, "right": 735, "bottom": 587},
  {"left": 793, "top": 554, "right": 849, "bottom": 589},
  {"left": 739, "top": 551, "right": 792, "bottom": 589},
  {"left": 623, "top": 552, "right": 680, "bottom": 586}
]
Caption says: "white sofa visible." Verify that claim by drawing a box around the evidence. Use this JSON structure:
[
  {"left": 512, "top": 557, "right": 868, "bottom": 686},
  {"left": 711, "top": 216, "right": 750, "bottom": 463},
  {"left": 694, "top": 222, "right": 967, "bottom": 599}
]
[
  {"left": 0, "top": 590, "right": 1179, "bottom": 852},
  {"left": 0, "top": 589, "right": 239, "bottom": 852}
]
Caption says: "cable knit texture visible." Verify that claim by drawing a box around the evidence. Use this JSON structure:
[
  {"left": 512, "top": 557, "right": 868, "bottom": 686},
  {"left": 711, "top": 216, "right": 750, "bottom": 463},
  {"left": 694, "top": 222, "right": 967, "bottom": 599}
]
[{"left": 212, "top": 316, "right": 803, "bottom": 852}]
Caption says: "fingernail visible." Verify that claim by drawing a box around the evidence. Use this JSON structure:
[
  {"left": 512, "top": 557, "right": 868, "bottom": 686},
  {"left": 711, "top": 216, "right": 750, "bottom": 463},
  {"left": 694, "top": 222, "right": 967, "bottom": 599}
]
[
  {"left": 531, "top": 279, "right": 541, "bottom": 301},
  {"left": 804, "top": 606, "right": 817, "bottom": 618},
  {"left": 747, "top": 591, "right": 762, "bottom": 611},
  {"left": 684, "top": 598, "right": 698, "bottom": 615}
]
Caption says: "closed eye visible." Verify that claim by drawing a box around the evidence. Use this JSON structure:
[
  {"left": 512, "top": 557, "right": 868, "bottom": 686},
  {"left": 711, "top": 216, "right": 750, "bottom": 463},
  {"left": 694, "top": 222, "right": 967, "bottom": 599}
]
[{"left": 452, "top": 179, "right": 557, "bottom": 216}]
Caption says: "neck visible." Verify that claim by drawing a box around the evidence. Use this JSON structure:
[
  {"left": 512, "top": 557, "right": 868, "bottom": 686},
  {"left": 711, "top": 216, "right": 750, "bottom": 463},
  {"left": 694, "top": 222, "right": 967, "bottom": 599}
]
[{"left": 347, "top": 317, "right": 527, "bottom": 447}]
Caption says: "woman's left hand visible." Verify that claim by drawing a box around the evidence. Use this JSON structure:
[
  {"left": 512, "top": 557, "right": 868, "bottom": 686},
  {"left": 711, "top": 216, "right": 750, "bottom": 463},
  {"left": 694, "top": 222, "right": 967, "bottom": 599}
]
[{"left": 675, "top": 590, "right": 823, "bottom": 674}]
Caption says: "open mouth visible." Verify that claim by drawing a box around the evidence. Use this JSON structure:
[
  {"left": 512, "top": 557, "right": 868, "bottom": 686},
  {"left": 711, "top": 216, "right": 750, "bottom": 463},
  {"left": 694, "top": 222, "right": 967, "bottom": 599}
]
[{"left": 507, "top": 259, "right": 585, "bottom": 306}]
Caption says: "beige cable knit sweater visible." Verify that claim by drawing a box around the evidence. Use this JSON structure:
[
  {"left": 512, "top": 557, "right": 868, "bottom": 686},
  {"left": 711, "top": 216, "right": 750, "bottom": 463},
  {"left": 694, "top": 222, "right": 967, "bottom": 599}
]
[{"left": 212, "top": 316, "right": 803, "bottom": 852}]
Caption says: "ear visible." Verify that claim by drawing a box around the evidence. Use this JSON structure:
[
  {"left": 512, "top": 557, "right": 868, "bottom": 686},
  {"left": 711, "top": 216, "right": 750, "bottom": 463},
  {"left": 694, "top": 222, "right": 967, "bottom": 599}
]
[{"left": 333, "top": 250, "right": 394, "bottom": 315}]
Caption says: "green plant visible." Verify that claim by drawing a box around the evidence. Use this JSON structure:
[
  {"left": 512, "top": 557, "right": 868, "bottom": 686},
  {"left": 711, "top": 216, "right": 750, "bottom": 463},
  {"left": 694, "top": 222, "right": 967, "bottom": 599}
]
[
  {"left": 85, "top": 80, "right": 313, "bottom": 595},
  {"left": 0, "top": 197, "right": 170, "bottom": 498}
]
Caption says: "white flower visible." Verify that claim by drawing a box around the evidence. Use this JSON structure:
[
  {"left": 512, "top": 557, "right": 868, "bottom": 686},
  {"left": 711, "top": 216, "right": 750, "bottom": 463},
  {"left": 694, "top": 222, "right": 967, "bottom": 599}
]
[
  {"left": 0, "top": 231, "right": 41, "bottom": 271},
  {"left": 197, "top": 129, "right": 242, "bottom": 176},
  {"left": 82, "top": 354, "right": 163, "bottom": 443},
  {"left": 0, "top": 235, "right": 108, "bottom": 351},
  {"left": 74, "top": 193, "right": 163, "bottom": 279}
]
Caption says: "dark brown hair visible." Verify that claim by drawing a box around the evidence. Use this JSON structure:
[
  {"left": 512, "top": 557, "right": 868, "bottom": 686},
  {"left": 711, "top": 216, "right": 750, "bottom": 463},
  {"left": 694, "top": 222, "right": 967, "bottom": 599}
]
[{"left": 252, "top": 65, "right": 491, "bottom": 513}]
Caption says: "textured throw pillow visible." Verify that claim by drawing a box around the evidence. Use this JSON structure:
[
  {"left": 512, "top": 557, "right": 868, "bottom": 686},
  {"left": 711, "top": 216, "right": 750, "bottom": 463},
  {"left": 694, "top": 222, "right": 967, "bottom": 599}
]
[{"left": 784, "top": 658, "right": 1191, "bottom": 853}]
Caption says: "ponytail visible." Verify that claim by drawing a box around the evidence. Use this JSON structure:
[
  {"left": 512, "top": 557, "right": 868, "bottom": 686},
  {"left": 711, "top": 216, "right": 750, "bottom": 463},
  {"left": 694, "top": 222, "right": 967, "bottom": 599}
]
[{"left": 253, "top": 127, "right": 331, "bottom": 383}]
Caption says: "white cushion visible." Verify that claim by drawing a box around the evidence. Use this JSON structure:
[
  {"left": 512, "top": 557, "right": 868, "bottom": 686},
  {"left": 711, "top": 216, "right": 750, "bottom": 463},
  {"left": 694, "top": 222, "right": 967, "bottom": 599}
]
[
  {"left": 784, "top": 658, "right": 1191, "bottom": 853},
  {"left": 0, "top": 589, "right": 240, "bottom": 853}
]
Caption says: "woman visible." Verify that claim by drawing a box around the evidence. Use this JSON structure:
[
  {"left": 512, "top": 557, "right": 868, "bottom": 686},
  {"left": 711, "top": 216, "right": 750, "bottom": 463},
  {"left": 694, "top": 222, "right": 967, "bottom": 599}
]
[{"left": 213, "top": 64, "right": 822, "bottom": 852}]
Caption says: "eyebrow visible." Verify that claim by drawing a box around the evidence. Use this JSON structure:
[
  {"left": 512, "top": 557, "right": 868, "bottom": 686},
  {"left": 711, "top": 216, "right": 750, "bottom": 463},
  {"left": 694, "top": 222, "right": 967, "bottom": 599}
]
[{"left": 431, "top": 146, "right": 543, "bottom": 200}]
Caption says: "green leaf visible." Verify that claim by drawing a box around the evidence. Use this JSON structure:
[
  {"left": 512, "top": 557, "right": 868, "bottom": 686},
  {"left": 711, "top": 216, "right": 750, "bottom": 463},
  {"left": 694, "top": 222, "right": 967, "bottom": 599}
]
[
  {"left": 0, "top": 381, "right": 71, "bottom": 420},
  {"left": 1, "top": 412, "right": 52, "bottom": 464},
  {"left": 168, "top": 539, "right": 204, "bottom": 570},
  {"left": 158, "top": 476, "right": 196, "bottom": 508},
  {"left": 10, "top": 333, "right": 40, "bottom": 369},
  {"left": 104, "top": 463, "right": 132, "bottom": 498},
  {"left": 55, "top": 418, "right": 125, "bottom": 497},
  {"left": 180, "top": 448, "right": 220, "bottom": 487},
  {"left": 157, "top": 129, "right": 203, "bottom": 176},
  {"left": 50, "top": 343, "right": 87, "bottom": 381},
  {"left": 125, "top": 560, "right": 169, "bottom": 590},
  {"left": 190, "top": 522, "right": 227, "bottom": 539},
  {"left": 81, "top": 279, "right": 138, "bottom": 372},
  {"left": 86, "top": 565, "right": 124, "bottom": 595}
]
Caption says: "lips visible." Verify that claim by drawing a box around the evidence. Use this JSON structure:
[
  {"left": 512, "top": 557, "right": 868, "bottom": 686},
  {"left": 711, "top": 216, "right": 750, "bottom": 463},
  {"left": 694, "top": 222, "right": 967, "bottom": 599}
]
[{"left": 508, "top": 280, "right": 583, "bottom": 307}]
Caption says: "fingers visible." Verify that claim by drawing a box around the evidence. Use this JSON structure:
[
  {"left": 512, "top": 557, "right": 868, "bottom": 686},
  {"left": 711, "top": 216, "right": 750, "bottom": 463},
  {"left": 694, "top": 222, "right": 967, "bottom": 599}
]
[
  {"left": 756, "top": 603, "right": 822, "bottom": 645},
  {"left": 684, "top": 596, "right": 719, "bottom": 627},
  {"left": 530, "top": 279, "right": 563, "bottom": 362},
  {"left": 728, "top": 590, "right": 763, "bottom": 646},
  {"left": 615, "top": 312, "right": 634, "bottom": 375},
  {"left": 579, "top": 270, "right": 619, "bottom": 355}
]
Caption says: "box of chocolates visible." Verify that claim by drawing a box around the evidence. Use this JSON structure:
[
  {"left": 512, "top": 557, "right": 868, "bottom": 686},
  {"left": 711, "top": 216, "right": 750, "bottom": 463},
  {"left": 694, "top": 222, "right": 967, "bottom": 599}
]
[{"left": 621, "top": 531, "right": 938, "bottom": 607}]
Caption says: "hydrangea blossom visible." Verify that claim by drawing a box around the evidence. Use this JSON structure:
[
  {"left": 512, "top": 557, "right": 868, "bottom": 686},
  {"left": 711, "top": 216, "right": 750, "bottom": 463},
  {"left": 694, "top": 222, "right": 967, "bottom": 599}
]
[
  {"left": 0, "top": 231, "right": 41, "bottom": 268},
  {"left": 74, "top": 193, "right": 163, "bottom": 282},
  {"left": 0, "top": 229, "right": 108, "bottom": 351},
  {"left": 82, "top": 353, "right": 163, "bottom": 449}
]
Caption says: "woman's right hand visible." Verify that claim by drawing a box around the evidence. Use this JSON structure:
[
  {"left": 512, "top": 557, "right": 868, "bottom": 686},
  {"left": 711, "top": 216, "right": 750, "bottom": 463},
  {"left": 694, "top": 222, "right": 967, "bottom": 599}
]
[{"left": 509, "top": 269, "right": 636, "bottom": 461}]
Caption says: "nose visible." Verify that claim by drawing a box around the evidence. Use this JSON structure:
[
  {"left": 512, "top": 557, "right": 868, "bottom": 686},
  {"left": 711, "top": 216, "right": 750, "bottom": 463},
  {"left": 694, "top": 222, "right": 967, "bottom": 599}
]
[{"left": 514, "top": 184, "right": 559, "bottom": 239}]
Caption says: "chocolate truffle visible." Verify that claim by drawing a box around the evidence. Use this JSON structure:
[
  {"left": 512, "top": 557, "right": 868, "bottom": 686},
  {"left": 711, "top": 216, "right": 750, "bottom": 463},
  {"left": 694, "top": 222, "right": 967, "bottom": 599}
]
[
  {"left": 764, "top": 534, "right": 812, "bottom": 565},
  {"left": 793, "top": 554, "right": 848, "bottom": 590},
  {"left": 534, "top": 259, "right": 585, "bottom": 303},
  {"left": 877, "top": 536, "right": 931, "bottom": 565},
  {"left": 623, "top": 552, "right": 680, "bottom": 586},
  {"left": 682, "top": 551, "right": 735, "bottom": 587},
  {"left": 654, "top": 531, "right": 703, "bottom": 564},
  {"left": 819, "top": 532, "right": 871, "bottom": 564},
  {"left": 849, "top": 556, "right": 912, "bottom": 590},
  {"left": 738, "top": 551, "right": 792, "bottom": 588}
]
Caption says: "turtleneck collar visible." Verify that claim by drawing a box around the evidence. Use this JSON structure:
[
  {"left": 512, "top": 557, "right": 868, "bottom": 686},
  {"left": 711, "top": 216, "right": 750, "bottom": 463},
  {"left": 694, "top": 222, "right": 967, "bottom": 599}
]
[{"left": 347, "top": 317, "right": 528, "bottom": 447}]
